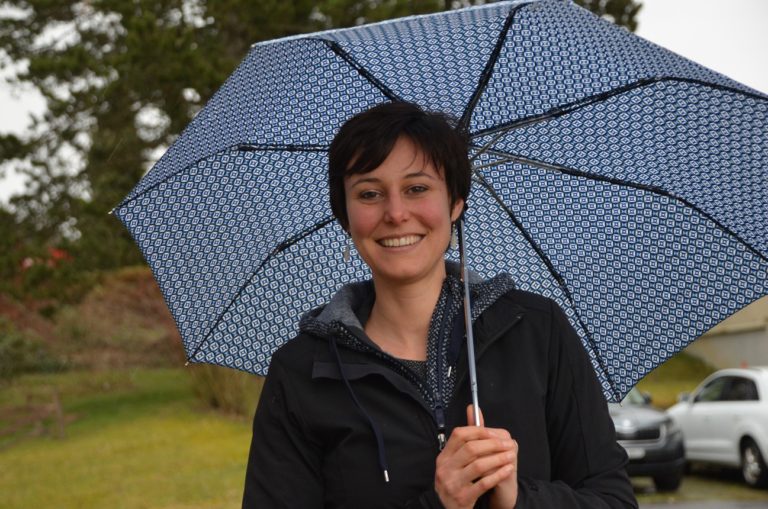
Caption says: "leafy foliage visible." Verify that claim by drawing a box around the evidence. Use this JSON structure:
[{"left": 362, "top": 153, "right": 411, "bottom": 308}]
[
  {"left": 0, "top": 317, "right": 61, "bottom": 381},
  {"left": 0, "top": 0, "right": 641, "bottom": 301}
]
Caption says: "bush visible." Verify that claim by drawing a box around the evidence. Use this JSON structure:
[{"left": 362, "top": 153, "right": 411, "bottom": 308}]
[
  {"left": 0, "top": 318, "right": 63, "bottom": 381},
  {"left": 187, "top": 363, "right": 264, "bottom": 417}
]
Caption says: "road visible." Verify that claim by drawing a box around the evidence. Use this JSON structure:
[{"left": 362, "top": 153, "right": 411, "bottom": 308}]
[
  {"left": 633, "top": 471, "right": 768, "bottom": 508},
  {"left": 642, "top": 503, "right": 768, "bottom": 508}
]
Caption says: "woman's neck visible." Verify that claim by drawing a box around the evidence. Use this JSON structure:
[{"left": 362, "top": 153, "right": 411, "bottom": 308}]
[{"left": 364, "top": 268, "right": 446, "bottom": 361}]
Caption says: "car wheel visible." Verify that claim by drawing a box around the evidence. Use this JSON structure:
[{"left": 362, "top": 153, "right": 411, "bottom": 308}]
[
  {"left": 653, "top": 471, "right": 683, "bottom": 492},
  {"left": 741, "top": 439, "right": 768, "bottom": 488}
]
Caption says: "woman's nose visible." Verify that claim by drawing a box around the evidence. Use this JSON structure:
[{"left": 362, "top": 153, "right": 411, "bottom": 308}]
[{"left": 383, "top": 194, "right": 409, "bottom": 223}]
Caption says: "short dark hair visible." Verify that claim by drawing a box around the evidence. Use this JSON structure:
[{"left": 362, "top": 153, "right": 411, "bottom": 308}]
[{"left": 328, "top": 101, "right": 471, "bottom": 230}]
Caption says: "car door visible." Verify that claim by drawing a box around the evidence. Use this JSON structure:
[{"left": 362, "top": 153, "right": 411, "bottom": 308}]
[
  {"left": 724, "top": 376, "right": 762, "bottom": 465},
  {"left": 683, "top": 376, "right": 732, "bottom": 462}
]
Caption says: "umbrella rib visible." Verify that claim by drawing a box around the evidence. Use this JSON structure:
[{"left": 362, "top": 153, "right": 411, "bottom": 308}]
[
  {"left": 476, "top": 148, "right": 768, "bottom": 264},
  {"left": 237, "top": 143, "right": 327, "bottom": 152},
  {"left": 472, "top": 76, "right": 768, "bottom": 138},
  {"left": 111, "top": 144, "right": 328, "bottom": 213},
  {"left": 470, "top": 170, "right": 621, "bottom": 401},
  {"left": 319, "top": 39, "right": 402, "bottom": 102},
  {"left": 458, "top": 3, "right": 527, "bottom": 131},
  {"left": 187, "top": 216, "right": 337, "bottom": 362}
]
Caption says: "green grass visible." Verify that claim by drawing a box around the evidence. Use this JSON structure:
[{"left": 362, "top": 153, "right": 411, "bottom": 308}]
[
  {"left": 635, "top": 352, "right": 717, "bottom": 409},
  {"left": 0, "top": 369, "right": 252, "bottom": 509}
]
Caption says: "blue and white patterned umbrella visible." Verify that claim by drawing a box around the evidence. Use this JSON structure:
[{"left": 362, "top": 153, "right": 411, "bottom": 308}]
[{"left": 113, "top": 0, "right": 768, "bottom": 401}]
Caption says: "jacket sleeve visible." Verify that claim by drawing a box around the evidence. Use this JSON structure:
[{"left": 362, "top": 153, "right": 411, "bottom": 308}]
[
  {"left": 514, "top": 301, "right": 638, "bottom": 509},
  {"left": 242, "top": 355, "right": 324, "bottom": 509}
]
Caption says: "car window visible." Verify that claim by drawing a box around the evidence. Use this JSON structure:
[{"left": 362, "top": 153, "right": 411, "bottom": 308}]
[
  {"left": 723, "top": 377, "right": 759, "bottom": 401},
  {"left": 622, "top": 388, "right": 646, "bottom": 405},
  {"left": 694, "top": 377, "right": 730, "bottom": 402}
]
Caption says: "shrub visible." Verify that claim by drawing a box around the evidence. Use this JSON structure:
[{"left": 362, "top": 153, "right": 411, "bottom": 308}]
[
  {"left": 187, "top": 363, "right": 264, "bottom": 417},
  {"left": 0, "top": 318, "right": 63, "bottom": 381}
]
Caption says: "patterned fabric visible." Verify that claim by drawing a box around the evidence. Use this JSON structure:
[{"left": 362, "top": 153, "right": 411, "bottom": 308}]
[
  {"left": 300, "top": 268, "right": 515, "bottom": 413},
  {"left": 397, "top": 359, "right": 427, "bottom": 381},
  {"left": 425, "top": 273, "right": 516, "bottom": 407},
  {"left": 114, "top": 0, "right": 768, "bottom": 401}
]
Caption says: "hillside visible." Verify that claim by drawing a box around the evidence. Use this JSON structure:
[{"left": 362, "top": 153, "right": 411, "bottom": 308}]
[{"left": 1, "top": 267, "right": 184, "bottom": 370}]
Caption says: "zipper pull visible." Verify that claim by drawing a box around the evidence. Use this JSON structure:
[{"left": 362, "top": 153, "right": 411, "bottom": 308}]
[{"left": 435, "top": 405, "right": 447, "bottom": 450}]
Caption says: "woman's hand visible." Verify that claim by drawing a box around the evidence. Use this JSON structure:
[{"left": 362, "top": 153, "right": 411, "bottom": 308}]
[{"left": 434, "top": 405, "right": 518, "bottom": 509}]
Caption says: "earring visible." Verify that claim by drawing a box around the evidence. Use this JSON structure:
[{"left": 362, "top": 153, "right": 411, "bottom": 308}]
[
  {"left": 342, "top": 239, "right": 351, "bottom": 262},
  {"left": 450, "top": 223, "right": 458, "bottom": 250}
]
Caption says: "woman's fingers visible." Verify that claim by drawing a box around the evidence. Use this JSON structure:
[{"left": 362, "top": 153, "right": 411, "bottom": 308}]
[
  {"left": 470, "top": 462, "right": 516, "bottom": 493},
  {"left": 466, "top": 404, "right": 484, "bottom": 427},
  {"left": 434, "top": 409, "right": 518, "bottom": 509},
  {"left": 440, "top": 424, "right": 496, "bottom": 455},
  {"left": 453, "top": 435, "right": 516, "bottom": 467},
  {"left": 437, "top": 430, "right": 518, "bottom": 485},
  {"left": 436, "top": 454, "right": 516, "bottom": 509},
  {"left": 461, "top": 446, "right": 517, "bottom": 482}
]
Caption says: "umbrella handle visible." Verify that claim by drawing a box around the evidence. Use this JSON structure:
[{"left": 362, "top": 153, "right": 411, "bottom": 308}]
[{"left": 458, "top": 219, "right": 481, "bottom": 427}]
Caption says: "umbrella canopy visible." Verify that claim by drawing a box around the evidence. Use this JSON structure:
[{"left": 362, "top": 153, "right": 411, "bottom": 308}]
[{"left": 113, "top": 0, "right": 768, "bottom": 401}]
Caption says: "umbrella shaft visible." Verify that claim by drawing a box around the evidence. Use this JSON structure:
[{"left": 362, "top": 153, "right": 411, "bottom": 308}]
[{"left": 459, "top": 219, "right": 481, "bottom": 427}]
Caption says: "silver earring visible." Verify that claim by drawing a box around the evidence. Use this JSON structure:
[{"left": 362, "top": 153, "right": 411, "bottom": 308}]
[
  {"left": 450, "top": 223, "right": 458, "bottom": 249},
  {"left": 342, "top": 239, "right": 351, "bottom": 262}
]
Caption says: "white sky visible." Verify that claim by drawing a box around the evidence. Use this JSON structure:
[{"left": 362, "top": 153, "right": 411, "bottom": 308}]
[
  {"left": 636, "top": 0, "right": 767, "bottom": 94},
  {"left": 1, "top": 0, "right": 766, "bottom": 202}
]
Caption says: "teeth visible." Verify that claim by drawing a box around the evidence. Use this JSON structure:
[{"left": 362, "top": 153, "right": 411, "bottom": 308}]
[{"left": 380, "top": 235, "right": 421, "bottom": 248}]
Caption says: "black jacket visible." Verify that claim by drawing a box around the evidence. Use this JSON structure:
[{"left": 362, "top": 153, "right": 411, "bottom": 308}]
[{"left": 243, "top": 275, "right": 638, "bottom": 508}]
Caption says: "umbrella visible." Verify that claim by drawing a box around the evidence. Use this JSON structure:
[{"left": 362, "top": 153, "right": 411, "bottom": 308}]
[{"left": 112, "top": 0, "right": 768, "bottom": 402}]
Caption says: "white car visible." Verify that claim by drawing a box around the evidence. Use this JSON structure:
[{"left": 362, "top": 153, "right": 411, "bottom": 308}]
[{"left": 667, "top": 367, "right": 768, "bottom": 488}]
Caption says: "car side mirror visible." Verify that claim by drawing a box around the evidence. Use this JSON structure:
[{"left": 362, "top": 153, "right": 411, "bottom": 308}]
[
  {"left": 641, "top": 391, "right": 652, "bottom": 404},
  {"left": 677, "top": 392, "right": 690, "bottom": 403}
]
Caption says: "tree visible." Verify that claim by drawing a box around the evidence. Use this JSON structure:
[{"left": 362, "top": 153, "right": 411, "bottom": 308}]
[{"left": 0, "top": 0, "right": 641, "bottom": 296}]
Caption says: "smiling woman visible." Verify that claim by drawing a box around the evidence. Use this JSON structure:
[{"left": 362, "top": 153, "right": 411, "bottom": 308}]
[{"left": 242, "top": 101, "right": 638, "bottom": 509}]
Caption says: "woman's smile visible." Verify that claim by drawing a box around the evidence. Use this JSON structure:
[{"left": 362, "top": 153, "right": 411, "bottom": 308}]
[{"left": 377, "top": 234, "right": 424, "bottom": 248}]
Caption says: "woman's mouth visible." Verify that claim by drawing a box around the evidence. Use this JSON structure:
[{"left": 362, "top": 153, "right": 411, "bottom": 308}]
[{"left": 378, "top": 235, "right": 423, "bottom": 248}]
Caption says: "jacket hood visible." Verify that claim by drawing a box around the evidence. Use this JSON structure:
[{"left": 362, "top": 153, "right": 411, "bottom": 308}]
[{"left": 299, "top": 261, "right": 514, "bottom": 335}]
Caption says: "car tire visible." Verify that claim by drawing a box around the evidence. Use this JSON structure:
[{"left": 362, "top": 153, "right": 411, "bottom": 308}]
[
  {"left": 741, "top": 439, "right": 768, "bottom": 489},
  {"left": 653, "top": 471, "right": 683, "bottom": 492}
]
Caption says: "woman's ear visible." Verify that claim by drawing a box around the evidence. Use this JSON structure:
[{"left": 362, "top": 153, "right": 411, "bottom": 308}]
[{"left": 450, "top": 198, "right": 465, "bottom": 222}]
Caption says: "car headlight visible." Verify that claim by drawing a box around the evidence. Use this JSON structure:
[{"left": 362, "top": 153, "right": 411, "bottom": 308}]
[{"left": 661, "top": 418, "right": 681, "bottom": 438}]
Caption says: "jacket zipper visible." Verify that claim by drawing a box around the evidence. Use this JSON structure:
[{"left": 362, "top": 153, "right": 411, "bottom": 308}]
[{"left": 433, "top": 289, "right": 454, "bottom": 451}]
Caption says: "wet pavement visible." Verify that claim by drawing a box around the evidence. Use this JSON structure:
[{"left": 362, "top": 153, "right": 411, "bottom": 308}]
[{"left": 642, "top": 502, "right": 768, "bottom": 508}]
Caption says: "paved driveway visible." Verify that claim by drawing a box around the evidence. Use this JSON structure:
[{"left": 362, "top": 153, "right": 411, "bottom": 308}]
[{"left": 642, "top": 502, "right": 768, "bottom": 508}]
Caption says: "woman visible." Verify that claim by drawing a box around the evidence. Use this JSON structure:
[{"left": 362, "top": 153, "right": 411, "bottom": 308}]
[{"left": 242, "top": 102, "right": 638, "bottom": 508}]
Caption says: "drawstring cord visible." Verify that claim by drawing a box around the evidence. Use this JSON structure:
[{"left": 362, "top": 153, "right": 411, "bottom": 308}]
[{"left": 328, "top": 336, "right": 391, "bottom": 483}]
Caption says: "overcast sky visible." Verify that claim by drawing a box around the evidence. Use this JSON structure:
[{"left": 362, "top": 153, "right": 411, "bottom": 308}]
[{"left": 1, "top": 0, "right": 766, "bottom": 201}]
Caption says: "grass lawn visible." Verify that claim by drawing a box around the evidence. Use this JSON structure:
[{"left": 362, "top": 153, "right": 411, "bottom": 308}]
[
  {"left": 635, "top": 352, "right": 716, "bottom": 409},
  {"left": 0, "top": 368, "right": 253, "bottom": 509},
  {"left": 2, "top": 356, "right": 765, "bottom": 507}
]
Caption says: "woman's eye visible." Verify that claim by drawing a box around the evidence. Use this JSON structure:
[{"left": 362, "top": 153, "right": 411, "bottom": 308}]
[
  {"left": 408, "top": 185, "right": 428, "bottom": 194},
  {"left": 359, "top": 190, "right": 380, "bottom": 200}
]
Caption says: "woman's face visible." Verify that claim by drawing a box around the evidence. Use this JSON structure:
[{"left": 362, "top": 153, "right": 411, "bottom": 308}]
[{"left": 344, "top": 136, "right": 464, "bottom": 287}]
